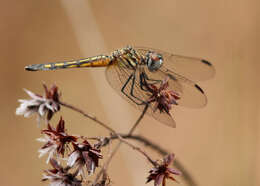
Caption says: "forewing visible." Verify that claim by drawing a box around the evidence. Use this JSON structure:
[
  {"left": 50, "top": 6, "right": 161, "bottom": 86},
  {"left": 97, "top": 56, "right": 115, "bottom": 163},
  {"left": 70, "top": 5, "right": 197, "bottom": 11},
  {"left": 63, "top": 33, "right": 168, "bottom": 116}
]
[
  {"left": 136, "top": 47, "right": 215, "bottom": 82},
  {"left": 105, "top": 62, "right": 176, "bottom": 127}
]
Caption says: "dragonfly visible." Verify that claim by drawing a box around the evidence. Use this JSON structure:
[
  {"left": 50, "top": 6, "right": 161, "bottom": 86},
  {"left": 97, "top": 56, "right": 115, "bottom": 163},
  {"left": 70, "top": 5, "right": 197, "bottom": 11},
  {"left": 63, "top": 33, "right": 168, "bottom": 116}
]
[{"left": 25, "top": 46, "right": 215, "bottom": 127}]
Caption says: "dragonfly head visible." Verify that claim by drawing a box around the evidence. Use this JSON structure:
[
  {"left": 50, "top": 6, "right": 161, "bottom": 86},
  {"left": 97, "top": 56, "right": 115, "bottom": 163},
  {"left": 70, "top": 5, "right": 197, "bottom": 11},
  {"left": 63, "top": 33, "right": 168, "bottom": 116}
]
[{"left": 145, "top": 51, "right": 163, "bottom": 72}]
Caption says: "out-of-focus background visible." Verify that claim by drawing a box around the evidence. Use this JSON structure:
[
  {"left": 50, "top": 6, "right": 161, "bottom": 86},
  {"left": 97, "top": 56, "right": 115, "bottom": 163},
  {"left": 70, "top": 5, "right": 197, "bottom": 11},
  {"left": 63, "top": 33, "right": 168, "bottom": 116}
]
[{"left": 1, "top": 0, "right": 259, "bottom": 185}]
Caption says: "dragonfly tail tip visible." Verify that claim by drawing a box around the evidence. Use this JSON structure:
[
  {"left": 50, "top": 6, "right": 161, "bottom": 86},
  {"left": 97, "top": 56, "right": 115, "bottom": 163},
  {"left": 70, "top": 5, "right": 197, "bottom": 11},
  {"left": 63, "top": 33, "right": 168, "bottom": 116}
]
[{"left": 25, "top": 65, "right": 38, "bottom": 71}]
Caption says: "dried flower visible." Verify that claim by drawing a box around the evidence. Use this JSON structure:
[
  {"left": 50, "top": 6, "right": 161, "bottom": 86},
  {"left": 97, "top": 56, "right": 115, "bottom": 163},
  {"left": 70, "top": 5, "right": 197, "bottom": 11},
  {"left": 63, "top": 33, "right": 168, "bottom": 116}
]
[
  {"left": 42, "top": 158, "right": 82, "bottom": 186},
  {"left": 146, "top": 154, "right": 181, "bottom": 186},
  {"left": 68, "top": 140, "right": 103, "bottom": 176},
  {"left": 38, "top": 117, "right": 77, "bottom": 163},
  {"left": 146, "top": 77, "right": 180, "bottom": 114},
  {"left": 16, "top": 84, "right": 60, "bottom": 124}
]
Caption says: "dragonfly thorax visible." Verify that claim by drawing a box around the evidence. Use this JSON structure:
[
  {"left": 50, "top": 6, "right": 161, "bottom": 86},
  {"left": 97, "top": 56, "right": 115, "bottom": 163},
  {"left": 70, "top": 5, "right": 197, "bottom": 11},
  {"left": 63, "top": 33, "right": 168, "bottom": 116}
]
[{"left": 145, "top": 51, "right": 163, "bottom": 72}]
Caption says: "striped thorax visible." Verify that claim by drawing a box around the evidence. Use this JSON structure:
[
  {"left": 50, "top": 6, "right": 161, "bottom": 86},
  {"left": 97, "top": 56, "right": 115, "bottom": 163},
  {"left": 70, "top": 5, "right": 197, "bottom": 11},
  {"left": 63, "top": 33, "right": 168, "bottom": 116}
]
[{"left": 111, "top": 46, "right": 144, "bottom": 70}]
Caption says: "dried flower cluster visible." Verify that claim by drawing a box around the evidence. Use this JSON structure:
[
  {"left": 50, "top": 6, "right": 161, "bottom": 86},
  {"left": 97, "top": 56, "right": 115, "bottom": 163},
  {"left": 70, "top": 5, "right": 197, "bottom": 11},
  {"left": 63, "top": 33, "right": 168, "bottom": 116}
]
[
  {"left": 68, "top": 140, "right": 103, "bottom": 176},
  {"left": 39, "top": 118, "right": 103, "bottom": 185},
  {"left": 42, "top": 159, "right": 82, "bottom": 186},
  {"left": 16, "top": 83, "right": 181, "bottom": 186},
  {"left": 16, "top": 84, "right": 105, "bottom": 185},
  {"left": 147, "top": 154, "right": 181, "bottom": 186},
  {"left": 147, "top": 77, "right": 180, "bottom": 115},
  {"left": 38, "top": 117, "right": 77, "bottom": 163}
]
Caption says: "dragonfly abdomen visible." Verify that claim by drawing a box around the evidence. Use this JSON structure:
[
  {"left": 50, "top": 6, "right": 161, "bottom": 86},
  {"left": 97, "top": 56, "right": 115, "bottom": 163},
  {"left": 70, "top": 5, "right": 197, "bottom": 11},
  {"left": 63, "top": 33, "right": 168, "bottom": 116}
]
[{"left": 25, "top": 55, "right": 111, "bottom": 71}]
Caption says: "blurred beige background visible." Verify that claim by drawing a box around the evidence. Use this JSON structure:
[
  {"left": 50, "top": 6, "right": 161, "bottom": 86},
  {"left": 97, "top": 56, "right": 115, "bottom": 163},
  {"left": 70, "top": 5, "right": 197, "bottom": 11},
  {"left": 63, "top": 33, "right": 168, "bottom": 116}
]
[{"left": 1, "top": 0, "right": 259, "bottom": 185}]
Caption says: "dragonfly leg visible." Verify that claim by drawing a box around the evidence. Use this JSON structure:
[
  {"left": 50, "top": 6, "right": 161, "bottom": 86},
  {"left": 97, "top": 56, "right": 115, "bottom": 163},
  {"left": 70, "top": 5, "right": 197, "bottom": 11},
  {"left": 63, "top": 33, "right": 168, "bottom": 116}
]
[
  {"left": 143, "top": 72, "right": 161, "bottom": 84},
  {"left": 121, "top": 73, "right": 146, "bottom": 105},
  {"left": 129, "top": 74, "right": 148, "bottom": 105},
  {"left": 139, "top": 72, "right": 161, "bottom": 91},
  {"left": 146, "top": 76, "right": 161, "bottom": 84}
]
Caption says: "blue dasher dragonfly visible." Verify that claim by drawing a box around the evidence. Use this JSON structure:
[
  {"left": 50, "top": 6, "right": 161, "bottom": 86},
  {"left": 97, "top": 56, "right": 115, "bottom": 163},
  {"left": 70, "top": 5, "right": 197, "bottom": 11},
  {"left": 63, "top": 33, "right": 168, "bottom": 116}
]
[{"left": 25, "top": 46, "right": 215, "bottom": 127}]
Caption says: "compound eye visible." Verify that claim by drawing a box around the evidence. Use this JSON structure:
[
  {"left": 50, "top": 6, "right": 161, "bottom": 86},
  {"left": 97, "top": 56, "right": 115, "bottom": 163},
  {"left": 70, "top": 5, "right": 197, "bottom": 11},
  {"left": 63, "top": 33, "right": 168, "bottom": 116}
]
[{"left": 146, "top": 52, "right": 163, "bottom": 71}]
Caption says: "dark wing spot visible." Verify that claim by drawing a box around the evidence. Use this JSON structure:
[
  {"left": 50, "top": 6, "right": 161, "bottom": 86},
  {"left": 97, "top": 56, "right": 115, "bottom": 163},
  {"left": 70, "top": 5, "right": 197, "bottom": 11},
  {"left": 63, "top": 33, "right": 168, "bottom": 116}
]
[
  {"left": 201, "top": 59, "right": 212, "bottom": 66},
  {"left": 195, "top": 84, "right": 204, "bottom": 94}
]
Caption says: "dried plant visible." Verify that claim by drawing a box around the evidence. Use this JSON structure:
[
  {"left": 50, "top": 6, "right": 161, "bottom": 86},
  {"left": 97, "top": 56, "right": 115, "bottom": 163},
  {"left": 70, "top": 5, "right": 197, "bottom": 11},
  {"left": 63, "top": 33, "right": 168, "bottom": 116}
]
[
  {"left": 16, "top": 84, "right": 60, "bottom": 125},
  {"left": 16, "top": 81, "right": 200, "bottom": 186},
  {"left": 146, "top": 154, "right": 181, "bottom": 186}
]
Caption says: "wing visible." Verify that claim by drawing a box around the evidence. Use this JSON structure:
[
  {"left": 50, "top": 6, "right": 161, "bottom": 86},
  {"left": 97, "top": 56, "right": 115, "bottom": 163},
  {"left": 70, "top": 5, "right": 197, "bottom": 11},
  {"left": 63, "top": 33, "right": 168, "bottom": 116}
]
[
  {"left": 105, "top": 61, "right": 176, "bottom": 127},
  {"left": 136, "top": 47, "right": 215, "bottom": 82}
]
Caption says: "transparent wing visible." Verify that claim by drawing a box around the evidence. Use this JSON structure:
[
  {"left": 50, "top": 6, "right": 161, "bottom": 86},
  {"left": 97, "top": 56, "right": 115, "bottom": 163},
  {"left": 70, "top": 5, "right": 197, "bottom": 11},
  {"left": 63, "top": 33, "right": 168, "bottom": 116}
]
[
  {"left": 136, "top": 47, "right": 215, "bottom": 82},
  {"left": 105, "top": 61, "right": 176, "bottom": 127}
]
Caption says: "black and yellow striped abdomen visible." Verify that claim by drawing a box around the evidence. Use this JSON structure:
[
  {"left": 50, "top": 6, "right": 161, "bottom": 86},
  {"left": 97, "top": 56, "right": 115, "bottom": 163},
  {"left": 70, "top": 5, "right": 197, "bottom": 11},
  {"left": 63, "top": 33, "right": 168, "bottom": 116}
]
[{"left": 25, "top": 55, "right": 111, "bottom": 71}]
